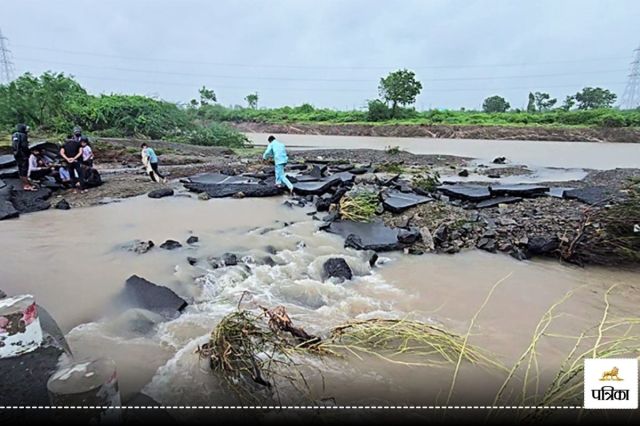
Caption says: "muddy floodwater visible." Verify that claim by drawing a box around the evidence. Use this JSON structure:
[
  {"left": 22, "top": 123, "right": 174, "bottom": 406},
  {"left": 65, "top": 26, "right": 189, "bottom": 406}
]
[
  {"left": 1, "top": 192, "right": 638, "bottom": 405},
  {"left": 247, "top": 133, "right": 640, "bottom": 169}
]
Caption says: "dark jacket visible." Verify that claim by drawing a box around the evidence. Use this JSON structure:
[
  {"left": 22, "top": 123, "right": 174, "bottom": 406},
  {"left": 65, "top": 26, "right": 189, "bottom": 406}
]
[{"left": 11, "top": 131, "right": 30, "bottom": 159}]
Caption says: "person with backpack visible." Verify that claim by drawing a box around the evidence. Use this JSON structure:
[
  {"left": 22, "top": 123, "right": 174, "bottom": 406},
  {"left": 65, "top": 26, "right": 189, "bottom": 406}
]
[{"left": 11, "top": 124, "right": 35, "bottom": 191}]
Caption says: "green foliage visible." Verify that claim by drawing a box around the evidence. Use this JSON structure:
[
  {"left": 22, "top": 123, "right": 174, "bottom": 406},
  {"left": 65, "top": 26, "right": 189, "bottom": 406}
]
[
  {"left": 526, "top": 92, "right": 536, "bottom": 113},
  {"left": 482, "top": 95, "right": 510, "bottom": 113},
  {"left": 412, "top": 171, "right": 441, "bottom": 193},
  {"left": 534, "top": 92, "right": 557, "bottom": 112},
  {"left": 245, "top": 92, "right": 259, "bottom": 109},
  {"left": 574, "top": 87, "right": 617, "bottom": 110},
  {"left": 172, "top": 122, "right": 250, "bottom": 148},
  {"left": 384, "top": 145, "right": 401, "bottom": 155},
  {"left": 339, "top": 188, "right": 380, "bottom": 222},
  {"left": 378, "top": 69, "right": 423, "bottom": 117},
  {"left": 367, "top": 99, "right": 392, "bottom": 121},
  {"left": 561, "top": 95, "right": 576, "bottom": 111},
  {"left": 199, "top": 86, "right": 217, "bottom": 106}
]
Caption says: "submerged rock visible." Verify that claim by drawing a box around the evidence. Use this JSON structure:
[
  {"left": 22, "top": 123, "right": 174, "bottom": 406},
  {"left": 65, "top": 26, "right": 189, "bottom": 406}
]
[
  {"left": 208, "top": 252, "right": 238, "bottom": 268},
  {"left": 322, "top": 258, "right": 353, "bottom": 282},
  {"left": 54, "top": 199, "right": 71, "bottom": 210},
  {"left": 187, "top": 256, "right": 198, "bottom": 266},
  {"left": 186, "top": 235, "right": 199, "bottom": 245},
  {"left": 148, "top": 188, "right": 174, "bottom": 199},
  {"left": 121, "top": 275, "right": 187, "bottom": 316},
  {"left": 160, "top": 239, "right": 182, "bottom": 250},
  {"left": 493, "top": 156, "right": 507, "bottom": 164},
  {"left": 365, "top": 250, "right": 379, "bottom": 267},
  {"left": 324, "top": 220, "right": 407, "bottom": 252},
  {"left": 458, "top": 169, "right": 469, "bottom": 177},
  {"left": 122, "top": 239, "right": 155, "bottom": 254}
]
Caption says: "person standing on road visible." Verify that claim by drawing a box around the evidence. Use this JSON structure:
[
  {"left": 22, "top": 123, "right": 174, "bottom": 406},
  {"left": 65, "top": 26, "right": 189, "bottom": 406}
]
[
  {"left": 262, "top": 135, "right": 294, "bottom": 195},
  {"left": 60, "top": 135, "right": 86, "bottom": 192},
  {"left": 11, "top": 124, "right": 35, "bottom": 191}
]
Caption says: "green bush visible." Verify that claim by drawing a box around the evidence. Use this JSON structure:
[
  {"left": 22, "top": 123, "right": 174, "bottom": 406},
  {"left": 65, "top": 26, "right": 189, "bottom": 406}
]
[{"left": 172, "top": 123, "right": 250, "bottom": 148}]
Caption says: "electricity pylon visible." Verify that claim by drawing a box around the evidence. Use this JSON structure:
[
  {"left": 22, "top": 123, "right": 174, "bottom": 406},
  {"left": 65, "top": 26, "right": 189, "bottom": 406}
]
[
  {"left": 620, "top": 45, "right": 640, "bottom": 110},
  {"left": 0, "top": 28, "right": 14, "bottom": 83}
]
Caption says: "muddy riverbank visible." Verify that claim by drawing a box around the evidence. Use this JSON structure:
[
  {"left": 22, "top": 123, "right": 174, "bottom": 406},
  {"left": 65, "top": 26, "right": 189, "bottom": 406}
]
[{"left": 232, "top": 121, "right": 640, "bottom": 143}]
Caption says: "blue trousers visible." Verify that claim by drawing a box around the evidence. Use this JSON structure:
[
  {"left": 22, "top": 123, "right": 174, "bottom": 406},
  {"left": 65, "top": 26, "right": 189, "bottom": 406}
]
[{"left": 275, "top": 163, "right": 293, "bottom": 190}]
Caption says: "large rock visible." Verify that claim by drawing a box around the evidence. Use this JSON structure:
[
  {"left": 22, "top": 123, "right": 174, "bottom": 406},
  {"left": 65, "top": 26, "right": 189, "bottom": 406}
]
[
  {"left": 381, "top": 190, "right": 432, "bottom": 213},
  {"left": 437, "top": 184, "right": 491, "bottom": 201},
  {"left": 160, "top": 239, "right": 182, "bottom": 250},
  {"left": 54, "top": 199, "right": 71, "bottom": 210},
  {"left": 183, "top": 172, "right": 284, "bottom": 198},
  {"left": 293, "top": 172, "right": 355, "bottom": 196},
  {"left": 489, "top": 184, "right": 549, "bottom": 198},
  {"left": 0, "top": 167, "right": 18, "bottom": 179},
  {"left": 563, "top": 187, "right": 617, "bottom": 205},
  {"left": 121, "top": 275, "right": 188, "bottom": 316},
  {"left": 9, "top": 186, "right": 52, "bottom": 214},
  {"left": 121, "top": 239, "right": 155, "bottom": 254},
  {"left": 0, "top": 154, "right": 16, "bottom": 169},
  {"left": 0, "top": 345, "right": 64, "bottom": 406},
  {"left": 527, "top": 236, "right": 560, "bottom": 256},
  {"left": 0, "top": 192, "right": 19, "bottom": 220},
  {"left": 324, "top": 220, "right": 407, "bottom": 252},
  {"left": 476, "top": 196, "right": 522, "bottom": 209},
  {"left": 148, "top": 188, "right": 174, "bottom": 199},
  {"left": 322, "top": 258, "right": 353, "bottom": 282}
]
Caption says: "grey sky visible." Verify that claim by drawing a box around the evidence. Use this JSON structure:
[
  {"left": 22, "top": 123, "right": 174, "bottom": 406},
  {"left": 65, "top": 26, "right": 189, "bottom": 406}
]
[{"left": 1, "top": 0, "right": 638, "bottom": 110}]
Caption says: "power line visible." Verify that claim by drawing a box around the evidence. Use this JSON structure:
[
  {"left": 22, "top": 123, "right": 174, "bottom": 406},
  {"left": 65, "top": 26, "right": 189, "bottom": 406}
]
[
  {"left": 0, "top": 29, "right": 14, "bottom": 83},
  {"left": 620, "top": 45, "right": 640, "bottom": 109},
  {"left": 13, "top": 56, "right": 628, "bottom": 84},
  {"left": 11, "top": 43, "right": 630, "bottom": 70},
  {"left": 13, "top": 68, "right": 622, "bottom": 94}
]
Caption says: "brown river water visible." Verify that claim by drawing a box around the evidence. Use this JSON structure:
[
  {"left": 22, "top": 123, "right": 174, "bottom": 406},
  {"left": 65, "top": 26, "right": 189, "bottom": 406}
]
[{"left": 1, "top": 136, "right": 639, "bottom": 409}]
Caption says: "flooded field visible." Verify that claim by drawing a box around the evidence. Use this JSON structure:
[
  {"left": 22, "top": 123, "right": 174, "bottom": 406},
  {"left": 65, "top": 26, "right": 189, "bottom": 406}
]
[
  {"left": 1, "top": 192, "right": 637, "bottom": 406},
  {"left": 247, "top": 133, "right": 640, "bottom": 169}
]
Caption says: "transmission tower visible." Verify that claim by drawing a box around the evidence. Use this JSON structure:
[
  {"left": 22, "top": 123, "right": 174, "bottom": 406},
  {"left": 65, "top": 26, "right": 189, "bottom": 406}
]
[
  {"left": 620, "top": 45, "right": 640, "bottom": 110},
  {"left": 0, "top": 28, "right": 15, "bottom": 83}
]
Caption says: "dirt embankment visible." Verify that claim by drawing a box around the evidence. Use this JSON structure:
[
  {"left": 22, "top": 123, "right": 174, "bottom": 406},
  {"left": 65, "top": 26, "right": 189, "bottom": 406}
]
[{"left": 230, "top": 122, "right": 640, "bottom": 143}]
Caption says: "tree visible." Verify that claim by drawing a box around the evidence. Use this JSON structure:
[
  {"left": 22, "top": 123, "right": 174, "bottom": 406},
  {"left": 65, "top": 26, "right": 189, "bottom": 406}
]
[
  {"left": 482, "top": 95, "right": 510, "bottom": 113},
  {"left": 526, "top": 92, "right": 536, "bottom": 113},
  {"left": 378, "top": 69, "right": 423, "bottom": 118},
  {"left": 574, "top": 87, "right": 617, "bottom": 110},
  {"left": 367, "top": 99, "right": 392, "bottom": 121},
  {"left": 534, "top": 92, "right": 557, "bottom": 112},
  {"left": 244, "top": 92, "right": 258, "bottom": 109},
  {"left": 561, "top": 95, "right": 576, "bottom": 111},
  {"left": 199, "top": 86, "right": 217, "bottom": 106}
]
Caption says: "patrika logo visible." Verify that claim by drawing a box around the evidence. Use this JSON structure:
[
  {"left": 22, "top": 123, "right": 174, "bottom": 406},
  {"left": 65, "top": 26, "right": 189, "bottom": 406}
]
[
  {"left": 600, "top": 367, "right": 623, "bottom": 381},
  {"left": 584, "top": 359, "right": 638, "bottom": 409}
]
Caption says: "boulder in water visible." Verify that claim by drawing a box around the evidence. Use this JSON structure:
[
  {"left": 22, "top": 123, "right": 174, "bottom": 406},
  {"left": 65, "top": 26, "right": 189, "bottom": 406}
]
[
  {"left": 183, "top": 172, "right": 285, "bottom": 198},
  {"left": 325, "top": 220, "right": 406, "bottom": 252},
  {"left": 159, "top": 240, "right": 182, "bottom": 250},
  {"left": 186, "top": 236, "right": 199, "bottom": 245},
  {"left": 148, "top": 188, "right": 174, "bottom": 199},
  {"left": 54, "top": 199, "right": 71, "bottom": 210},
  {"left": 526, "top": 236, "right": 559, "bottom": 256},
  {"left": 493, "top": 156, "right": 507, "bottom": 164},
  {"left": 322, "top": 258, "right": 353, "bottom": 282},
  {"left": 121, "top": 275, "right": 187, "bottom": 316},
  {"left": 122, "top": 239, "right": 155, "bottom": 254}
]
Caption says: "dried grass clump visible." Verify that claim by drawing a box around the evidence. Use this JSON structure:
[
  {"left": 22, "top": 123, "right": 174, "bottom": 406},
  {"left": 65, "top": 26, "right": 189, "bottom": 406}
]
[{"left": 339, "top": 188, "right": 380, "bottom": 222}]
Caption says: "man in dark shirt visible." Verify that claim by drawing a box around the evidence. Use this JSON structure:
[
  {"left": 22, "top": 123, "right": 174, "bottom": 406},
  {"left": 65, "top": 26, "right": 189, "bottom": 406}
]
[
  {"left": 60, "top": 137, "right": 86, "bottom": 191},
  {"left": 11, "top": 124, "right": 35, "bottom": 191}
]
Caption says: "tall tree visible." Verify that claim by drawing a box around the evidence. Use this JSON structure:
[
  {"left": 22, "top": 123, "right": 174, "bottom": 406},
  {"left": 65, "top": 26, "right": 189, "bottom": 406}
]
[
  {"left": 378, "top": 69, "right": 423, "bottom": 118},
  {"left": 526, "top": 92, "right": 536, "bottom": 113},
  {"left": 199, "top": 86, "right": 217, "bottom": 106},
  {"left": 574, "top": 87, "right": 617, "bottom": 110},
  {"left": 482, "top": 95, "right": 510, "bottom": 113},
  {"left": 244, "top": 92, "right": 259, "bottom": 109},
  {"left": 534, "top": 92, "right": 557, "bottom": 112},
  {"left": 561, "top": 95, "right": 576, "bottom": 111}
]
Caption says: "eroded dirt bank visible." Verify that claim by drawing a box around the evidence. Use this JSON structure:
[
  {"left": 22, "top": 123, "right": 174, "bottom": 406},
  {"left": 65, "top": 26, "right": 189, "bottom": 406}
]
[{"left": 231, "top": 121, "right": 640, "bottom": 143}]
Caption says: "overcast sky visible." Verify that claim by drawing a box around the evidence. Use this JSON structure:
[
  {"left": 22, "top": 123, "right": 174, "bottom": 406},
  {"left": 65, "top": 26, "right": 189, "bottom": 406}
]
[{"left": 1, "top": 0, "right": 638, "bottom": 110}]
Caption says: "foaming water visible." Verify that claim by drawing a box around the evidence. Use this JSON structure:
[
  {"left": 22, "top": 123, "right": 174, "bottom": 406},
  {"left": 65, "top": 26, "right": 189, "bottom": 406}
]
[{"left": 1, "top": 193, "right": 638, "bottom": 404}]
